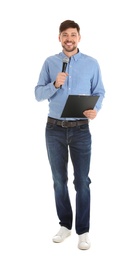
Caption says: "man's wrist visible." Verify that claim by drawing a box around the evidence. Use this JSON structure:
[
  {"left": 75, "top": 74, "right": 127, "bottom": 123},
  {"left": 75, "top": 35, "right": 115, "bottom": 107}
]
[{"left": 53, "top": 81, "right": 58, "bottom": 89}]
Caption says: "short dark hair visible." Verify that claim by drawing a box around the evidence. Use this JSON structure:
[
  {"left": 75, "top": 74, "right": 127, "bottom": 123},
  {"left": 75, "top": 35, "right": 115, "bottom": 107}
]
[{"left": 59, "top": 20, "right": 80, "bottom": 34}]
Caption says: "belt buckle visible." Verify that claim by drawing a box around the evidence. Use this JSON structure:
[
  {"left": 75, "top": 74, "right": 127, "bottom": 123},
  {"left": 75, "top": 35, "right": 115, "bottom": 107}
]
[{"left": 61, "top": 121, "right": 68, "bottom": 128}]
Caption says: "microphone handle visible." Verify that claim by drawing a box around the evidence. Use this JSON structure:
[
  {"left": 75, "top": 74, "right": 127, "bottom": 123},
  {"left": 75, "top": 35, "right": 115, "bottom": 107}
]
[{"left": 60, "top": 62, "right": 68, "bottom": 88}]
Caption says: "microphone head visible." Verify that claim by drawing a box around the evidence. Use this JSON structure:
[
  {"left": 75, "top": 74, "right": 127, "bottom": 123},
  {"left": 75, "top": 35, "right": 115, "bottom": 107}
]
[
  {"left": 61, "top": 57, "right": 69, "bottom": 73},
  {"left": 63, "top": 57, "right": 69, "bottom": 64}
]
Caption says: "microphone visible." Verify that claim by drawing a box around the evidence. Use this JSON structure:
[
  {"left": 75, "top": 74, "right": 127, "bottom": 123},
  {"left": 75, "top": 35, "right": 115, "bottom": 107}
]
[{"left": 60, "top": 57, "right": 69, "bottom": 88}]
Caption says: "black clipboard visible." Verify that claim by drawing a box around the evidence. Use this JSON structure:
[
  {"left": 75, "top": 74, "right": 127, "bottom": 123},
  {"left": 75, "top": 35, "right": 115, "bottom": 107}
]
[{"left": 61, "top": 95, "right": 99, "bottom": 118}]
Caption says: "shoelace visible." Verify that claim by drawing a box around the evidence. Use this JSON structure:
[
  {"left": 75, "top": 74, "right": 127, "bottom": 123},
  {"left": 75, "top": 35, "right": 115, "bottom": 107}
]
[{"left": 79, "top": 233, "right": 89, "bottom": 242}]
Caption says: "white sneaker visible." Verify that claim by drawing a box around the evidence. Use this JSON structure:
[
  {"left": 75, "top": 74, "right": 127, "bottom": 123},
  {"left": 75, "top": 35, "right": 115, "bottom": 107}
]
[
  {"left": 78, "top": 232, "right": 91, "bottom": 250},
  {"left": 52, "top": 226, "right": 71, "bottom": 243}
]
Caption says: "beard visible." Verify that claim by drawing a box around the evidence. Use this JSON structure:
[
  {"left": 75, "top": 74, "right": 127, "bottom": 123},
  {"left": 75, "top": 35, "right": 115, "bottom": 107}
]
[{"left": 62, "top": 44, "right": 77, "bottom": 53}]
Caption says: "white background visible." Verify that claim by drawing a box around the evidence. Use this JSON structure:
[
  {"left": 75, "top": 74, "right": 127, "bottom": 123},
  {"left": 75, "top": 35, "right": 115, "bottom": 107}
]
[{"left": 0, "top": 0, "right": 138, "bottom": 259}]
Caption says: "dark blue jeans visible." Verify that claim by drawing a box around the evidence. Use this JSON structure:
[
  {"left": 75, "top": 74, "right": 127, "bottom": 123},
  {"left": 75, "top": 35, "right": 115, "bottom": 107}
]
[{"left": 45, "top": 122, "right": 92, "bottom": 235}]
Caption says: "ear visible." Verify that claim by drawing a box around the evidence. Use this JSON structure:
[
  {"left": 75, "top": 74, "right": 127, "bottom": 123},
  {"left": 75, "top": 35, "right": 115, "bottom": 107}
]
[
  {"left": 78, "top": 34, "right": 81, "bottom": 42},
  {"left": 58, "top": 34, "right": 61, "bottom": 42}
]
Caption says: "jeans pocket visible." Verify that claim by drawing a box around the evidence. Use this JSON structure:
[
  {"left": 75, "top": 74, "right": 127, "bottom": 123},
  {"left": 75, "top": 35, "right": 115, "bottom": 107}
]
[
  {"left": 79, "top": 124, "right": 89, "bottom": 131},
  {"left": 46, "top": 122, "right": 54, "bottom": 130}
]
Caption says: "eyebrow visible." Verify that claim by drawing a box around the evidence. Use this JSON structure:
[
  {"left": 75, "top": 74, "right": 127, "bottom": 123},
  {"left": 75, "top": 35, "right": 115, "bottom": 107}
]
[{"left": 62, "top": 32, "right": 77, "bottom": 35}]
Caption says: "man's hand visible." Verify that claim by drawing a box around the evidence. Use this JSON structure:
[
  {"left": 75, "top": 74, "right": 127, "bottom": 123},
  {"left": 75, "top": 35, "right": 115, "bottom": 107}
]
[
  {"left": 54, "top": 72, "right": 68, "bottom": 88},
  {"left": 83, "top": 109, "right": 97, "bottom": 120}
]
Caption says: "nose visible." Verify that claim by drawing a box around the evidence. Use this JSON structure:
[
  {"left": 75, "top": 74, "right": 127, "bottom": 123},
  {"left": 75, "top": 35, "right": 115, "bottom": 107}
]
[{"left": 66, "top": 35, "right": 72, "bottom": 41}]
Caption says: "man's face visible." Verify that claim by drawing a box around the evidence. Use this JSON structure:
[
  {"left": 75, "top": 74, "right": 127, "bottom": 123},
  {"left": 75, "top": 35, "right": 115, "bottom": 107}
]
[{"left": 59, "top": 28, "right": 81, "bottom": 54}]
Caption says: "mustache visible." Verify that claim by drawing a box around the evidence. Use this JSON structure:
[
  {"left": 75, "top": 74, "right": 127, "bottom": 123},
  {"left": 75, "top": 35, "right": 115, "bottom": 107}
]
[{"left": 65, "top": 41, "right": 74, "bottom": 44}]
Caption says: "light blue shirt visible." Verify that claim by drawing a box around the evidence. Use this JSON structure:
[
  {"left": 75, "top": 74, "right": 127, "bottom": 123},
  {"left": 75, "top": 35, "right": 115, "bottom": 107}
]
[{"left": 35, "top": 50, "right": 105, "bottom": 120}]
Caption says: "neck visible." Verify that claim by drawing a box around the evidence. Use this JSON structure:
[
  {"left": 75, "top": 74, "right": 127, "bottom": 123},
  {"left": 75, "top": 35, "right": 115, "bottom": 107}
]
[{"left": 63, "top": 48, "right": 79, "bottom": 57}]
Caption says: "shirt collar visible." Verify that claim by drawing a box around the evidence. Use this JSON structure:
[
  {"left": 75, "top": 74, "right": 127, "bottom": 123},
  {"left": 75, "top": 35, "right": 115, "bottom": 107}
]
[{"left": 60, "top": 49, "right": 81, "bottom": 61}]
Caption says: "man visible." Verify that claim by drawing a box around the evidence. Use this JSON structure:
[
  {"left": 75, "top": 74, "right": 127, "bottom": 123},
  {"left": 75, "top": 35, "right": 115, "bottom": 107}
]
[{"left": 35, "top": 20, "right": 105, "bottom": 250}]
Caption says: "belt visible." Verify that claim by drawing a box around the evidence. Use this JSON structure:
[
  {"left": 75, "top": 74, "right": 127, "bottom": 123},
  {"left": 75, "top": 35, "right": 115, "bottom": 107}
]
[{"left": 47, "top": 117, "right": 88, "bottom": 128}]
